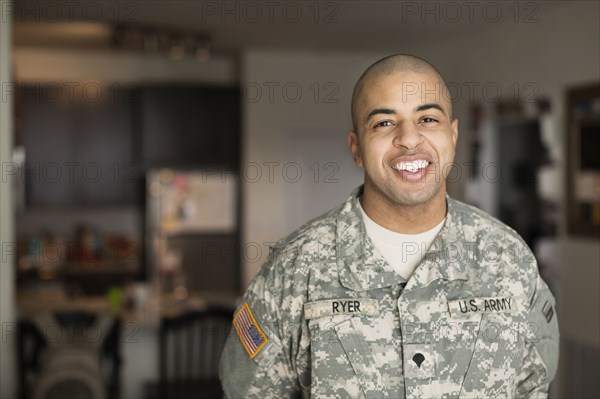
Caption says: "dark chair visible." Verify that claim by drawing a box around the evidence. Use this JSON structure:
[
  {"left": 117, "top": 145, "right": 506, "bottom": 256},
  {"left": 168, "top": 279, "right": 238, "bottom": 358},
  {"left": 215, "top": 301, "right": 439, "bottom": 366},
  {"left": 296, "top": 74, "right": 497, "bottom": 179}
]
[
  {"left": 155, "top": 307, "right": 233, "bottom": 399},
  {"left": 17, "top": 312, "right": 122, "bottom": 399}
]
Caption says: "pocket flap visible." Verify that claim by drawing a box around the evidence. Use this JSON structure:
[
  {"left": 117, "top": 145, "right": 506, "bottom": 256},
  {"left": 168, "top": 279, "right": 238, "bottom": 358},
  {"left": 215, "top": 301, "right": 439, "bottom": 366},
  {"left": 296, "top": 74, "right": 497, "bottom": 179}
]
[{"left": 336, "top": 318, "right": 389, "bottom": 399}]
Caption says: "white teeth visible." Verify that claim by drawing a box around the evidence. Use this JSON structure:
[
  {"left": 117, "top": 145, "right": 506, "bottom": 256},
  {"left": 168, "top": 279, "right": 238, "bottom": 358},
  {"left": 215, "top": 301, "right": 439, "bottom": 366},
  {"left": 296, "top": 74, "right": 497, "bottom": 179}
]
[{"left": 394, "top": 160, "right": 429, "bottom": 172}]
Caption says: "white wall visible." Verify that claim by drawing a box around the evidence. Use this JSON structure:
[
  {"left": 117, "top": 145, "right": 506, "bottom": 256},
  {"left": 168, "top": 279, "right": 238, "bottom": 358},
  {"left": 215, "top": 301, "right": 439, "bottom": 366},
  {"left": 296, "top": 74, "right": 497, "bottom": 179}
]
[{"left": 0, "top": 2, "right": 16, "bottom": 396}]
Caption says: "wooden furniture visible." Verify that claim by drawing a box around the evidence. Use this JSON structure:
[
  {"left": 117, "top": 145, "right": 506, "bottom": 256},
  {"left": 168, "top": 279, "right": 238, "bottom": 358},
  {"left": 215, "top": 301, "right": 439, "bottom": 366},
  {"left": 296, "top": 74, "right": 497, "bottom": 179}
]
[{"left": 566, "top": 83, "right": 600, "bottom": 237}]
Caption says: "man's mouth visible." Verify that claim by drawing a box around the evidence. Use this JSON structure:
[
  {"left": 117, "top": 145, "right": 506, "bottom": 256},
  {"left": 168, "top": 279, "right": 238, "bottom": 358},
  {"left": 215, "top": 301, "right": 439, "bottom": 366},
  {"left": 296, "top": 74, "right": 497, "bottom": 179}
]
[{"left": 391, "top": 160, "right": 430, "bottom": 173}]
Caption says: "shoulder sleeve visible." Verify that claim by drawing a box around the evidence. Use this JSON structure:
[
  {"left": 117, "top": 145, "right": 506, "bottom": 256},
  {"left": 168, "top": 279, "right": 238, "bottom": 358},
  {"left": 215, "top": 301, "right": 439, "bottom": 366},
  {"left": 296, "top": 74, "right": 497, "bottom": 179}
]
[
  {"left": 219, "top": 248, "right": 301, "bottom": 398},
  {"left": 515, "top": 271, "right": 560, "bottom": 398}
]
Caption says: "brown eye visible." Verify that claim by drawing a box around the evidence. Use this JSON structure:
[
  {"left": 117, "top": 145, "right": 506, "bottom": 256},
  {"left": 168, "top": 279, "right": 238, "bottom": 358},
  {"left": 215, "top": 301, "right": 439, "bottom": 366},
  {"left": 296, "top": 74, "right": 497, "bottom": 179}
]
[
  {"left": 420, "top": 117, "right": 437, "bottom": 124},
  {"left": 375, "top": 120, "right": 394, "bottom": 128}
]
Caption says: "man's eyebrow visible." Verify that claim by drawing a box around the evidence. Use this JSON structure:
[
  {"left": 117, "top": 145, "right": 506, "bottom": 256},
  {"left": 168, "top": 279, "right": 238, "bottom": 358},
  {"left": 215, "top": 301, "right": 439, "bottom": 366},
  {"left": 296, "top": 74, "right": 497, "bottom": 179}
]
[
  {"left": 416, "top": 103, "right": 446, "bottom": 115},
  {"left": 365, "top": 108, "right": 396, "bottom": 122},
  {"left": 365, "top": 104, "right": 447, "bottom": 123}
]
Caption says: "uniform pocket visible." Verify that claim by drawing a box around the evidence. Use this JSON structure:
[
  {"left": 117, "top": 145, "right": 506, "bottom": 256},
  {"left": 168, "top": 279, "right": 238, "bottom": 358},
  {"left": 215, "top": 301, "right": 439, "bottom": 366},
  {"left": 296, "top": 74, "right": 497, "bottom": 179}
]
[
  {"left": 458, "top": 313, "right": 523, "bottom": 399},
  {"left": 400, "top": 309, "right": 487, "bottom": 399},
  {"left": 309, "top": 316, "right": 389, "bottom": 399}
]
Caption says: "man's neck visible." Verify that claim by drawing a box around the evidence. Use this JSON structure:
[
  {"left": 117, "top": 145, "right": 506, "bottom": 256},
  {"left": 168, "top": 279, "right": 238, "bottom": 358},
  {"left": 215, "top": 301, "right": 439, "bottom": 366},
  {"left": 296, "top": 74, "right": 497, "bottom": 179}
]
[{"left": 359, "top": 188, "right": 447, "bottom": 234}]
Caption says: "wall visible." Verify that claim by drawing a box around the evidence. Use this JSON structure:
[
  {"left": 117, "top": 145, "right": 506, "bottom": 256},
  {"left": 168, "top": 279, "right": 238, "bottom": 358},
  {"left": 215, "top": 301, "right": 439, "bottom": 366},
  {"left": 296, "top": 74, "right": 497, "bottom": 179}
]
[
  {"left": 242, "top": 51, "right": 382, "bottom": 285},
  {"left": 0, "top": 1, "right": 16, "bottom": 396}
]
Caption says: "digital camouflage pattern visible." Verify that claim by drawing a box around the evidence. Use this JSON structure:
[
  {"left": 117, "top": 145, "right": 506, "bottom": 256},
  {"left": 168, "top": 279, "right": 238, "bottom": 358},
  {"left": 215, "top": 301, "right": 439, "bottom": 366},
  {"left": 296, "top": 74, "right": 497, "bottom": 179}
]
[{"left": 219, "top": 186, "right": 559, "bottom": 398}]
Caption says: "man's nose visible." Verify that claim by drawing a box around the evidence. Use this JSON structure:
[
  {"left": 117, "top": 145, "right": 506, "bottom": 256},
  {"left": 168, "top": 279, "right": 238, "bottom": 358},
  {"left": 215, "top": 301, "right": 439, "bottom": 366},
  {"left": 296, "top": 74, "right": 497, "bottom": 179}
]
[{"left": 392, "top": 121, "right": 424, "bottom": 149}]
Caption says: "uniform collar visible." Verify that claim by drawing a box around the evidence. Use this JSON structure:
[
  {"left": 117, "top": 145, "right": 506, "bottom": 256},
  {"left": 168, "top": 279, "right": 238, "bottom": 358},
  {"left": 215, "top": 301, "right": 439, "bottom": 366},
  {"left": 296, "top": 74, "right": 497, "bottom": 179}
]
[
  {"left": 406, "top": 194, "right": 470, "bottom": 291},
  {"left": 336, "top": 186, "right": 403, "bottom": 291},
  {"left": 336, "top": 185, "right": 469, "bottom": 292}
]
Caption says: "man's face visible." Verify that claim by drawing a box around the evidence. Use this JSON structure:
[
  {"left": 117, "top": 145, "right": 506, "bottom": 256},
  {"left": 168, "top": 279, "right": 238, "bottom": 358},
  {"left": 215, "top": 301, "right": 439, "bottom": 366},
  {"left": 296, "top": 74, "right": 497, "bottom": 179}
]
[{"left": 348, "top": 70, "right": 458, "bottom": 208}]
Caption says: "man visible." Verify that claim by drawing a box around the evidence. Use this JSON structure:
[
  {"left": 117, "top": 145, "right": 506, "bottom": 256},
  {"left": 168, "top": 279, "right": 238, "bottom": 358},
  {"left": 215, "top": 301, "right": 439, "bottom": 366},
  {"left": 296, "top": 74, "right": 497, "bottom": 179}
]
[{"left": 220, "top": 54, "right": 559, "bottom": 398}]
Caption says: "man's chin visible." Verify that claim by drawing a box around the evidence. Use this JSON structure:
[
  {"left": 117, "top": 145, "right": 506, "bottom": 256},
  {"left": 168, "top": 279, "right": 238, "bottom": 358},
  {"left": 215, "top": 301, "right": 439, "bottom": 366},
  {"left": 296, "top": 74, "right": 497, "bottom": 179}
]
[{"left": 390, "top": 186, "right": 442, "bottom": 207}]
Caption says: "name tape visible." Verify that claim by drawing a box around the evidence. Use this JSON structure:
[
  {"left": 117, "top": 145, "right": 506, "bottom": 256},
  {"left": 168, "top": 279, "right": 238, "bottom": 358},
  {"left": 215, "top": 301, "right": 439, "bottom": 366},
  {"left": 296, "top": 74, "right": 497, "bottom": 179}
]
[
  {"left": 304, "top": 298, "right": 379, "bottom": 319},
  {"left": 448, "top": 296, "right": 518, "bottom": 318}
]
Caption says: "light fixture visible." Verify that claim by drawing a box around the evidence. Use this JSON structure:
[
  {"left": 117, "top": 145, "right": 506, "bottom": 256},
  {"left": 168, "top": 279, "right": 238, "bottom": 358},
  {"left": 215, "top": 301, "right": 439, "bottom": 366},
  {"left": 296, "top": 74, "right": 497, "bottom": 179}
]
[{"left": 112, "top": 24, "right": 211, "bottom": 62}]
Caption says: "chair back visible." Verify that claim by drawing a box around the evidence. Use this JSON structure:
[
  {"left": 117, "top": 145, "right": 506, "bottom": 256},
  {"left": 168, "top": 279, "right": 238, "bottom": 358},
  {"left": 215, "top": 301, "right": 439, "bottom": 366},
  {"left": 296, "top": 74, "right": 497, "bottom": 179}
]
[
  {"left": 18, "top": 312, "right": 122, "bottom": 399},
  {"left": 159, "top": 307, "right": 233, "bottom": 385}
]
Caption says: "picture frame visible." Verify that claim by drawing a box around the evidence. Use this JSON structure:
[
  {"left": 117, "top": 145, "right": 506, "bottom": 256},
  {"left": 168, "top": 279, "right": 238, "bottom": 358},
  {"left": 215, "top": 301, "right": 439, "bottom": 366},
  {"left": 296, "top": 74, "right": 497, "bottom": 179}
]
[{"left": 566, "top": 83, "right": 600, "bottom": 237}]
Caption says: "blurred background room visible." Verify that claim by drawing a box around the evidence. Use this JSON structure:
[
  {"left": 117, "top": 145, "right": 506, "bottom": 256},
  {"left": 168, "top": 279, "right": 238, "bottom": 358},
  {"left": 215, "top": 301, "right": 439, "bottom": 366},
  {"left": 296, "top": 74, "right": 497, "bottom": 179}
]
[{"left": 0, "top": 0, "right": 598, "bottom": 398}]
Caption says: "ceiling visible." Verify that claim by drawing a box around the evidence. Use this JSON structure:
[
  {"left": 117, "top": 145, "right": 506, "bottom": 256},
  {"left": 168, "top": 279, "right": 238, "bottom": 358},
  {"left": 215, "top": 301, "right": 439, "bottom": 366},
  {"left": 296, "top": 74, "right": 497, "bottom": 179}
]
[{"left": 12, "top": 0, "right": 570, "bottom": 53}]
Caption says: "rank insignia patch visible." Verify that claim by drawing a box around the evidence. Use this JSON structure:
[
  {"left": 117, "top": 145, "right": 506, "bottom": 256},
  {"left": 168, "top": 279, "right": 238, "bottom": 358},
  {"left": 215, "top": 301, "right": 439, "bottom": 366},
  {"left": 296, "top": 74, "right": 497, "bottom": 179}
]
[
  {"left": 233, "top": 303, "right": 268, "bottom": 358},
  {"left": 542, "top": 300, "right": 554, "bottom": 323}
]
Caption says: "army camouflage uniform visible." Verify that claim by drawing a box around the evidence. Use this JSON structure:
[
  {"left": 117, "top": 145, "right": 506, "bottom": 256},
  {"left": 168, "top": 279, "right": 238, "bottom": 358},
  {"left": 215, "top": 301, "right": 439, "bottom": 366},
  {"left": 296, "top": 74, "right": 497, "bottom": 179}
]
[{"left": 219, "top": 186, "right": 559, "bottom": 398}]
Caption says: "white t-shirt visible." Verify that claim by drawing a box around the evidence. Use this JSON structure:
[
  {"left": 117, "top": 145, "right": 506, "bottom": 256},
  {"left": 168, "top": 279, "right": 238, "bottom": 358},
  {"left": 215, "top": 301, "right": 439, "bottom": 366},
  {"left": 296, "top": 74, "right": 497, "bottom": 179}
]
[{"left": 358, "top": 200, "right": 445, "bottom": 280}]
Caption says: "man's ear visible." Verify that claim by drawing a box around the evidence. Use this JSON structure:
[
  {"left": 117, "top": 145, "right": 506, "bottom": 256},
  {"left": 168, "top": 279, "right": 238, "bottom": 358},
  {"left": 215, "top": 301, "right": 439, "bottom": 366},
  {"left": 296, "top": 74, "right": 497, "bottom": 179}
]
[
  {"left": 451, "top": 118, "right": 459, "bottom": 147},
  {"left": 348, "top": 130, "right": 363, "bottom": 167}
]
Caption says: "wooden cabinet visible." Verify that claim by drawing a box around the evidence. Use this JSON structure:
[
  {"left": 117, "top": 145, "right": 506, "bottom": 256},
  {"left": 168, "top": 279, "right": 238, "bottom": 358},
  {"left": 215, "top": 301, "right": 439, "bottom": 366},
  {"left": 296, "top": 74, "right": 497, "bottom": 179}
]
[
  {"left": 20, "top": 85, "right": 140, "bottom": 206},
  {"left": 140, "top": 85, "right": 240, "bottom": 169},
  {"left": 19, "top": 83, "right": 241, "bottom": 206}
]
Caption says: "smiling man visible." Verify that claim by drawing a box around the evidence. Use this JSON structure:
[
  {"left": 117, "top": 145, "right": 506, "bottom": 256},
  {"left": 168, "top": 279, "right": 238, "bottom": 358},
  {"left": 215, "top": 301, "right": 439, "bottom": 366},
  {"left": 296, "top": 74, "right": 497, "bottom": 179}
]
[{"left": 220, "top": 54, "right": 559, "bottom": 398}]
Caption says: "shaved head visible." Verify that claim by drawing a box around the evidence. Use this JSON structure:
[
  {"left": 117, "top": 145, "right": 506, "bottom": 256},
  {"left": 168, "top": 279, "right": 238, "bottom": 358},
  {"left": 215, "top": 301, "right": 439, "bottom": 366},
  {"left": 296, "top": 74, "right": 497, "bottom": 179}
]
[{"left": 351, "top": 54, "right": 452, "bottom": 132}]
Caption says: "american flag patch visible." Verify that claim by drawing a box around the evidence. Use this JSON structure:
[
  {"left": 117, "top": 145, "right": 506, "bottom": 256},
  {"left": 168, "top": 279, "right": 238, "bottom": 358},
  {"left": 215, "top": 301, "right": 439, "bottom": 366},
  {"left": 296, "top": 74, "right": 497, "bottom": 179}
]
[{"left": 233, "top": 303, "right": 268, "bottom": 358}]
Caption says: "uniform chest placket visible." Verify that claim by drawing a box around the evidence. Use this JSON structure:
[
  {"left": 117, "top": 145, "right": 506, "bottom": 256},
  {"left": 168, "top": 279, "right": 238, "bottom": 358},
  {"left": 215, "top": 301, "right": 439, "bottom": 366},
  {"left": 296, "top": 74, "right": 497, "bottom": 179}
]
[{"left": 396, "top": 279, "right": 447, "bottom": 399}]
